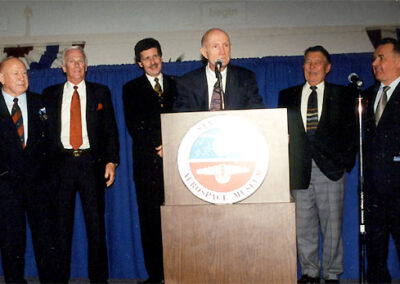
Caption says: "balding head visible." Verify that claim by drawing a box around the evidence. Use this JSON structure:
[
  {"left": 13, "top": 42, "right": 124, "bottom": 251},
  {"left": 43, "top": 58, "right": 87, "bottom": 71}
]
[
  {"left": 200, "top": 28, "right": 231, "bottom": 72},
  {"left": 201, "top": 28, "right": 230, "bottom": 47},
  {"left": 0, "top": 57, "right": 29, "bottom": 97}
]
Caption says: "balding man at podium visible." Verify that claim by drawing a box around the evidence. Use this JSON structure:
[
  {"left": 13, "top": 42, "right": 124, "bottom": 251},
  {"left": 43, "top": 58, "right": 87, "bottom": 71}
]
[{"left": 173, "top": 28, "right": 264, "bottom": 112}]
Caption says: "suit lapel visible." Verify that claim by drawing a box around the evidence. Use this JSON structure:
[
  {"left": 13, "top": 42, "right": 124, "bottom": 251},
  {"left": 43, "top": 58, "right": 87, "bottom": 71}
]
[
  {"left": 55, "top": 84, "right": 65, "bottom": 146},
  {"left": 198, "top": 68, "right": 209, "bottom": 110},
  {"left": 162, "top": 74, "right": 172, "bottom": 110},
  {"left": 294, "top": 86, "right": 306, "bottom": 132},
  {"left": 225, "top": 67, "right": 232, "bottom": 107},
  {"left": 366, "top": 85, "right": 379, "bottom": 130},
  {"left": 0, "top": 94, "right": 25, "bottom": 150},
  {"left": 379, "top": 82, "right": 400, "bottom": 125},
  {"left": 141, "top": 74, "right": 154, "bottom": 93},
  {"left": 318, "top": 82, "right": 332, "bottom": 130},
  {"left": 26, "top": 92, "right": 36, "bottom": 148},
  {"left": 85, "top": 81, "right": 95, "bottom": 143},
  {"left": 163, "top": 74, "right": 169, "bottom": 94},
  {"left": 0, "top": 94, "right": 10, "bottom": 120}
]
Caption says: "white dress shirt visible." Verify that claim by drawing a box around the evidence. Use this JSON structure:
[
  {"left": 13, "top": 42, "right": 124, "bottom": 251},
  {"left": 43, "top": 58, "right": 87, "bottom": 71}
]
[
  {"left": 205, "top": 63, "right": 227, "bottom": 109},
  {"left": 374, "top": 76, "right": 400, "bottom": 112},
  {"left": 146, "top": 73, "right": 164, "bottom": 91},
  {"left": 301, "top": 81, "right": 325, "bottom": 130}
]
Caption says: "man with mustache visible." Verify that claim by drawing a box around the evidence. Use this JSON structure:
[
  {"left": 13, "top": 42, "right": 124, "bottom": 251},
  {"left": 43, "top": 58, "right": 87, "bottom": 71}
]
[
  {"left": 278, "top": 46, "right": 357, "bottom": 283},
  {"left": 363, "top": 37, "right": 400, "bottom": 283},
  {"left": 123, "top": 38, "right": 176, "bottom": 283}
]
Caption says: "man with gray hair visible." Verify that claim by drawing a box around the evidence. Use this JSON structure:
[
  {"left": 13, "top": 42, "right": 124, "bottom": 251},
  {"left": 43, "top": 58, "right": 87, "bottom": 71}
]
[
  {"left": 279, "top": 45, "right": 357, "bottom": 283},
  {"left": 43, "top": 46, "right": 119, "bottom": 283}
]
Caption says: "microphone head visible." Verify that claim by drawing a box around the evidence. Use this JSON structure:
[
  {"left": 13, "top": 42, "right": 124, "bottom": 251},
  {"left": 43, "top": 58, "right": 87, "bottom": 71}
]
[
  {"left": 348, "top": 73, "right": 358, "bottom": 82},
  {"left": 348, "top": 72, "right": 363, "bottom": 87},
  {"left": 215, "top": 58, "right": 223, "bottom": 69}
]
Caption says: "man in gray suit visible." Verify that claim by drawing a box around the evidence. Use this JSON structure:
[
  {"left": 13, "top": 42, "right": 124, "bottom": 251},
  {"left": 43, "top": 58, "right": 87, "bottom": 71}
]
[{"left": 278, "top": 46, "right": 357, "bottom": 283}]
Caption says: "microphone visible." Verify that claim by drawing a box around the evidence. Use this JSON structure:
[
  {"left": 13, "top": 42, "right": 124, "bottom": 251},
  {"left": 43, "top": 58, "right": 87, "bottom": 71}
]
[
  {"left": 215, "top": 59, "right": 223, "bottom": 74},
  {"left": 348, "top": 73, "right": 364, "bottom": 88}
]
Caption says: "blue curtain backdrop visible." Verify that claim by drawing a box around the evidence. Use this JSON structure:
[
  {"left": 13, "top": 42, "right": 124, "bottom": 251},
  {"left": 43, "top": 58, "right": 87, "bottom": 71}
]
[{"left": 1, "top": 53, "right": 399, "bottom": 280}]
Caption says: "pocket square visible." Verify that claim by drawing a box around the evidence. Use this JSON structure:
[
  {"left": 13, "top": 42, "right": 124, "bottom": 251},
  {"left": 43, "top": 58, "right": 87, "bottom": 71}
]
[{"left": 96, "top": 103, "right": 103, "bottom": 111}]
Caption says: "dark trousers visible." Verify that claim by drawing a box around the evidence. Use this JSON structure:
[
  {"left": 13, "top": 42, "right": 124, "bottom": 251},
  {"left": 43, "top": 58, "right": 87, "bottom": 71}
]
[
  {"left": 365, "top": 192, "right": 400, "bottom": 283},
  {"left": 57, "top": 154, "right": 108, "bottom": 283},
  {"left": 134, "top": 151, "right": 164, "bottom": 282},
  {"left": 0, "top": 178, "right": 57, "bottom": 283}
]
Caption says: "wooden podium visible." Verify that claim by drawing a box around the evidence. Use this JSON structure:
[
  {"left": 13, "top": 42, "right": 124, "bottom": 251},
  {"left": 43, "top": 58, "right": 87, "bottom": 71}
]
[{"left": 160, "top": 109, "right": 296, "bottom": 283}]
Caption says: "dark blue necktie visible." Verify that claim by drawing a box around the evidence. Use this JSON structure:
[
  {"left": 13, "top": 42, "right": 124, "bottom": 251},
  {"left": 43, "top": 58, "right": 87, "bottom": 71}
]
[{"left": 306, "top": 86, "right": 318, "bottom": 135}]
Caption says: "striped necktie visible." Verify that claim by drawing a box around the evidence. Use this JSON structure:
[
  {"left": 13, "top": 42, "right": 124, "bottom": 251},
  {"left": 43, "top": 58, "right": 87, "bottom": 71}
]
[
  {"left": 306, "top": 86, "right": 318, "bottom": 135},
  {"left": 11, "top": 98, "right": 25, "bottom": 149},
  {"left": 210, "top": 81, "right": 221, "bottom": 111},
  {"left": 375, "top": 85, "right": 390, "bottom": 125}
]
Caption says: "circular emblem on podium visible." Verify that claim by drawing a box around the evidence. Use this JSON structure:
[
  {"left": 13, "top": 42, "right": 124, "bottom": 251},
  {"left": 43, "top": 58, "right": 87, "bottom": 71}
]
[{"left": 177, "top": 115, "right": 269, "bottom": 204}]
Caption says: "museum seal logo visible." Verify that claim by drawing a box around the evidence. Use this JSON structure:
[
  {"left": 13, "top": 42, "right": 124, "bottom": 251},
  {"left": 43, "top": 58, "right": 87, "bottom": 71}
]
[{"left": 177, "top": 115, "right": 269, "bottom": 204}]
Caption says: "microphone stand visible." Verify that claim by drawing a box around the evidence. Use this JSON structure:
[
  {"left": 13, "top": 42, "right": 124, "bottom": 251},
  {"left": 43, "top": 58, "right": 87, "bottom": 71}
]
[
  {"left": 355, "top": 83, "right": 366, "bottom": 284},
  {"left": 215, "top": 68, "right": 225, "bottom": 110}
]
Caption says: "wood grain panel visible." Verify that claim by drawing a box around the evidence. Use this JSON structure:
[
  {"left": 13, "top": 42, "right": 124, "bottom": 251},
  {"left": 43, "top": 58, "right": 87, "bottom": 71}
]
[{"left": 161, "top": 202, "right": 296, "bottom": 283}]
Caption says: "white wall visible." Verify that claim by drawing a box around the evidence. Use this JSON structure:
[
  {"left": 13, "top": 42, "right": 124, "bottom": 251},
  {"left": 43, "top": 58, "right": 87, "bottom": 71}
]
[{"left": 1, "top": 0, "right": 400, "bottom": 66}]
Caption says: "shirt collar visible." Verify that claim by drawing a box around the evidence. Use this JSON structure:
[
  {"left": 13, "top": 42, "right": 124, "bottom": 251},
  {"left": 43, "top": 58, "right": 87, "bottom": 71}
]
[
  {"left": 305, "top": 80, "right": 325, "bottom": 90},
  {"left": 66, "top": 80, "right": 85, "bottom": 90},
  {"left": 146, "top": 73, "right": 163, "bottom": 84},
  {"left": 206, "top": 63, "right": 227, "bottom": 78},
  {"left": 380, "top": 76, "right": 400, "bottom": 92},
  {"left": 2, "top": 89, "right": 27, "bottom": 105}
]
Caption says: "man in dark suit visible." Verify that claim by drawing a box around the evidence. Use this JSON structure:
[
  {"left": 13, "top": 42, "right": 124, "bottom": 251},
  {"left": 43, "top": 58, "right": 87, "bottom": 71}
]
[
  {"left": 173, "top": 28, "right": 264, "bottom": 111},
  {"left": 363, "top": 37, "right": 400, "bottom": 283},
  {"left": 43, "top": 46, "right": 119, "bottom": 283},
  {"left": 278, "top": 46, "right": 357, "bottom": 283},
  {"left": 123, "top": 38, "right": 176, "bottom": 283},
  {"left": 0, "top": 57, "right": 56, "bottom": 283}
]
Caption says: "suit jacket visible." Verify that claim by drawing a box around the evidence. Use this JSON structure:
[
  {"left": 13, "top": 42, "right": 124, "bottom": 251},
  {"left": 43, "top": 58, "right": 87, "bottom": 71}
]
[
  {"left": 43, "top": 81, "right": 119, "bottom": 166},
  {"left": 123, "top": 73, "right": 176, "bottom": 153},
  {"left": 0, "top": 91, "right": 48, "bottom": 183},
  {"left": 363, "top": 82, "right": 400, "bottom": 196},
  {"left": 278, "top": 82, "right": 357, "bottom": 190},
  {"left": 173, "top": 64, "right": 264, "bottom": 112}
]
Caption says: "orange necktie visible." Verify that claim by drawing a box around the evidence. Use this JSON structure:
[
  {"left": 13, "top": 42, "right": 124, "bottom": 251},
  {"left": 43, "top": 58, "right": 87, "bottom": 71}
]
[{"left": 70, "top": 86, "right": 83, "bottom": 150}]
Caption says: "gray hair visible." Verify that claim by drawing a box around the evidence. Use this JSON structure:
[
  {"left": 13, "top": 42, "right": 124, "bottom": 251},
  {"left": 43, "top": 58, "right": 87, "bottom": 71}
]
[{"left": 62, "top": 46, "right": 88, "bottom": 65}]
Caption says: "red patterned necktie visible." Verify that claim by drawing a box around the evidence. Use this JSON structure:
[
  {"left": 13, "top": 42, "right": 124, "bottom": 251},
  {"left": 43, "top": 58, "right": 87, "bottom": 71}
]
[
  {"left": 70, "top": 86, "right": 83, "bottom": 150},
  {"left": 11, "top": 98, "right": 25, "bottom": 149},
  {"left": 210, "top": 81, "right": 221, "bottom": 111}
]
